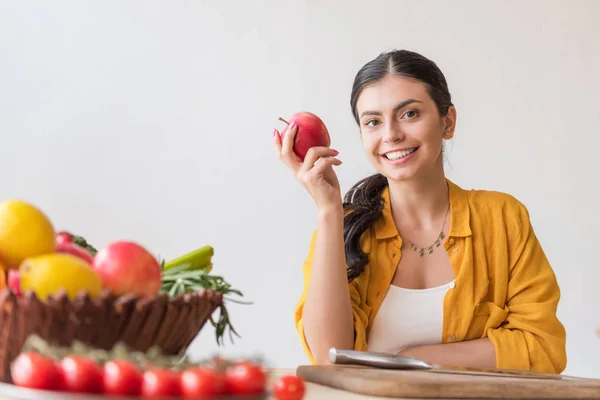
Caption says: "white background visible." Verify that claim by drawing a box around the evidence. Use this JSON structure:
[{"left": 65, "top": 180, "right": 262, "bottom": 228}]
[{"left": 1, "top": 0, "right": 599, "bottom": 378}]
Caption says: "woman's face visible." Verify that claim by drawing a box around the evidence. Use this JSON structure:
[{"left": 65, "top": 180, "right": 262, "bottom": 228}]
[{"left": 356, "top": 74, "right": 456, "bottom": 182}]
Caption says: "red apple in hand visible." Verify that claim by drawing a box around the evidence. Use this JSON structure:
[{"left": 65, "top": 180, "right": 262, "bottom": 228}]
[
  {"left": 279, "top": 111, "right": 331, "bottom": 161},
  {"left": 93, "top": 241, "right": 161, "bottom": 297}
]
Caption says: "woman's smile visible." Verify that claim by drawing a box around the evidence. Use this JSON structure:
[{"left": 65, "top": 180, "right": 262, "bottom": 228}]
[{"left": 380, "top": 147, "right": 420, "bottom": 164}]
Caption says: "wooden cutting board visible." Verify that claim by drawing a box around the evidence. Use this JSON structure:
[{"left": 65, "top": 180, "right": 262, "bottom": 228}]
[{"left": 296, "top": 365, "right": 600, "bottom": 399}]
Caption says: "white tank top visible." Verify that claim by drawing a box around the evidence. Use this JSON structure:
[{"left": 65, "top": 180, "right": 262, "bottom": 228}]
[{"left": 367, "top": 280, "right": 455, "bottom": 354}]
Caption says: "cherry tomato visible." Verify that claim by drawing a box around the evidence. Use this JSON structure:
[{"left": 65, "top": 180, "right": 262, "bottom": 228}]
[
  {"left": 225, "top": 361, "right": 266, "bottom": 395},
  {"left": 273, "top": 375, "right": 306, "bottom": 400},
  {"left": 59, "top": 356, "right": 103, "bottom": 393},
  {"left": 141, "top": 368, "right": 181, "bottom": 398},
  {"left": 103, "top": 360, "right": 142, "bottom": 395},
  {"left": 180, "top": 367, "right": 226, "bottom": 398},
  {"left": 11, "top": 352, "right": 60, "bottom": 390}
]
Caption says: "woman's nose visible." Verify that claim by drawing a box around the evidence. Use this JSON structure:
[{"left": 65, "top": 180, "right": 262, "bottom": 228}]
[{"left": 383, "top": 122, "right": 404, "bottom": 143}]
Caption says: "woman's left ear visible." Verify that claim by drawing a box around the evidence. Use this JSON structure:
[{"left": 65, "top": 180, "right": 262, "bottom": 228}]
[{"left": 443, "top": 106, "right": 457, "bottom": 140}]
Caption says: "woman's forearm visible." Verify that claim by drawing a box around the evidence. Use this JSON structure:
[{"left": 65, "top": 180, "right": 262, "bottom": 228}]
[
  {"left": 302, "top": 208, "right": 355, "bottom": 364},
  {"left": 397, "top": 338, "right": 497, "bottom": 369}
]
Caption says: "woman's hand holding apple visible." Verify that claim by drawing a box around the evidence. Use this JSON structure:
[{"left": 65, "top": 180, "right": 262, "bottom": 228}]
[{"left": 274, "top": 122, "right": 342, "bottom": 214}]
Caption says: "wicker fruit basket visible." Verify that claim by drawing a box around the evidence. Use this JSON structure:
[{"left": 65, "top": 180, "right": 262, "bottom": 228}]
[
  {"left": 0, "top": 200, "right": 248, "bottom": 390},
  {"left": 0, "top": 286, "right": 223, "bottom": 383}
]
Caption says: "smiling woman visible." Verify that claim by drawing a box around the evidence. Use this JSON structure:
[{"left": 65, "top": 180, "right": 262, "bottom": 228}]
[{"left": 274, "top": 50, "right": 567, "bottom": 374}]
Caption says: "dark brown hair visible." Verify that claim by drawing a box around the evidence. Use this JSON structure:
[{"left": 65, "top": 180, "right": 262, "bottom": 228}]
[{"left": 343, "top": 50, "right": 453, "bottom": 281}]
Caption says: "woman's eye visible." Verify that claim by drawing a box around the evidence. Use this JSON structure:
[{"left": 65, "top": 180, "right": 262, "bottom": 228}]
[
  {"left": 365, "top": 119, "right": 380, "bottom": 127},
  {"left": 402, "top": 110, "right": 419, "bottom": 119}
]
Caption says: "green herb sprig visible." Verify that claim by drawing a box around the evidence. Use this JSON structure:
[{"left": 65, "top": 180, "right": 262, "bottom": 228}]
[
  {"left": 72, "top": 235, "right": 98, "bottom": 256},
  {"left": 160, "top": 262, "right": 251, "bottom": 345}
]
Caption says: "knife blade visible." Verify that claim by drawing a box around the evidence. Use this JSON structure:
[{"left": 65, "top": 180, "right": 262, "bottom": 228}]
[{"left": 328, "top": 348, "right": 586, "bottom": 381}]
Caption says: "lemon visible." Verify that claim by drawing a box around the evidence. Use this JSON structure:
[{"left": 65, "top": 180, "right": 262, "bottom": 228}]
[
  {"left": 20, "top": 253, "right": 103, "bottom": 301},
  {"left": 0, "top": 200, "right": 56, "bottom": 268}
]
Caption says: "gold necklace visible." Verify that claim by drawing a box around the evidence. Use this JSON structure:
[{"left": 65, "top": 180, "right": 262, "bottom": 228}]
[{"left": 404, "top": 204, "right": 450, "bottom": 257}]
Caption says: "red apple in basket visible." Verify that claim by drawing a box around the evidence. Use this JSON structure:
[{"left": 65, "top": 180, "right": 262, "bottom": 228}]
[
  {"left": 93, "top": 241, "right": 161, "bottom": 297},
  {"left": 55, "top": 230, "right": 94, "bottom": 264},
  {"left": 56, "top": 231, "right": 75, "bottom": 245},
  {"left": 56, "top": 242, "right": 95, "bottom": 264},
  {"left": 278, "top": 111, "right": 331, "bottom": 161}
]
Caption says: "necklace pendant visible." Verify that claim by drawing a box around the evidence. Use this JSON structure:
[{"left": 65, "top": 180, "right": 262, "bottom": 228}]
[
  {"left": 439, "top": 232, "right": 445, "bottom": 240},
  {"left": 418, "top": 248, "right": 424, "bottom": 257},
  {"left": 411, "top": 244, "right": 417, "bottom": 251},
  {"left": 427, "top": 246, "right": 433, "bottom": 254},
  {"left": 435, "top": 240, "right": 441, "bottom": 247}
]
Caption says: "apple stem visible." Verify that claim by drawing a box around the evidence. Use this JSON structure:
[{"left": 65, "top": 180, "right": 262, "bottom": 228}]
[{"left": 278, "top": 117, "right": 289, "bottom": 125}]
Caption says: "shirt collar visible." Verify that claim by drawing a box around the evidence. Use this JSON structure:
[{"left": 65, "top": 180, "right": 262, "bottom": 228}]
[{"left": 374, "top": 179, "right": 472, "bottom": 240}]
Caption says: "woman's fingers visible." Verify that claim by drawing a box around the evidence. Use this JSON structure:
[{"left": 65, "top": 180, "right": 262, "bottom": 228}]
[
  {"left": 273, "top": 128, "right": 282, "bottom": 153},
  {"left": 277, "top": 123, "right": 302, "bottom": 171},
  {"left": 310, "top": 157, "right": 342, "bottom": 177},
  {"left": 301, "top": 146, "right": 339, "bottom": 171}
]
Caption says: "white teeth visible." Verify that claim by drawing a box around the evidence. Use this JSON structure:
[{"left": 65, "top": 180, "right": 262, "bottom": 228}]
[{"left": 385, "top": 148, "right": 417, "bottom": 160}]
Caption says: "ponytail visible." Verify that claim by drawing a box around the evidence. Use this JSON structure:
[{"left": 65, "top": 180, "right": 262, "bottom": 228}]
[{"left": 343, "top": 173, "right": 388, "bottom": 281}]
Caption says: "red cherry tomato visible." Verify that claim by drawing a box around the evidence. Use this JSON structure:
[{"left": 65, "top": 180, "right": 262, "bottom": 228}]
[
  {"left": 273, "top": 375, "right": 306, "bottom": 400},
  {"left": 59, "top": 356, "right": 103, "bottom": 393},
  {"left": 11, "top": 352, "right": 60, "bottom": 390},
  {"left": 180, "top": 367, "right": 226, "bottom": 397},
  {"left": 141, "top": 368, "right": 181, "bottom": 398},
  {"left": 56, "top": 231, "right": 75, "bottom": 245},
  {"left": 103, "top": 360, "right": 142, "bottom": 395},
  {"left": 225, "top": 361, "right": 266, "bottom": 395}
]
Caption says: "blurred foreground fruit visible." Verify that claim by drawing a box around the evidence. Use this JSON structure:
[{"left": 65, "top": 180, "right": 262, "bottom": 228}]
[
  {"left": 12, "top": 336, "right": 284, "bottom": 397},
  {"left": 60, "top": 356, "right": 103, "bottom": 393},
  {"left": 0, "top": 260, "right": 6, "bottom": 291},
  {"left": 11, "top": 351, "right": 61, "bottom": 390},
  {"left": 180, "top": 367, "right": 226, "bottom": 397},
  {"left": 103, "top": 360, "right": 143, "bottom": 396},
  {"left": 93, "top": 241, "right": 161, "bottom": 297},
  {"left": 56, "top": 241, "right": 94, "bottom": 264},
  {"left": 225, "top": 361, "right": 267, "bottom": 395},
  {"left": 278, "top": 111, "right": 331, "bottom": 161},
  {"left": 274, "top": 375, "right": 306, "bottom": 400},
  {"left": 141, "top": 368, "right": 181, "bottom": 397},
  {"left": 0, "top": 200, "right": 56, "bottom": 268},
  {"left": 56, "top": 231, "right": 75, "bottom": 245},
  {"left": 19, "top": 253, "right": 102, "bottom": 300}
]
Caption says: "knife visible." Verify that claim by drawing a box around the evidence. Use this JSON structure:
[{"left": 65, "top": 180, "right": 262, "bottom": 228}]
[{"left": 328, "top": 348, "right": 587, "bottom": 381}]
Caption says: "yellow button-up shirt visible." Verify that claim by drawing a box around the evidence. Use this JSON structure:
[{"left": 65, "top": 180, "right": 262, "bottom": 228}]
[{"left": 294, "top": 180, "right": 567, "bottom": 373}]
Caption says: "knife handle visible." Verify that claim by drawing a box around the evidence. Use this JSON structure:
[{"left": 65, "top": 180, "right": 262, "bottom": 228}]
[{"left": 329, "top": 348, "right": 432, "bottom": 370}]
